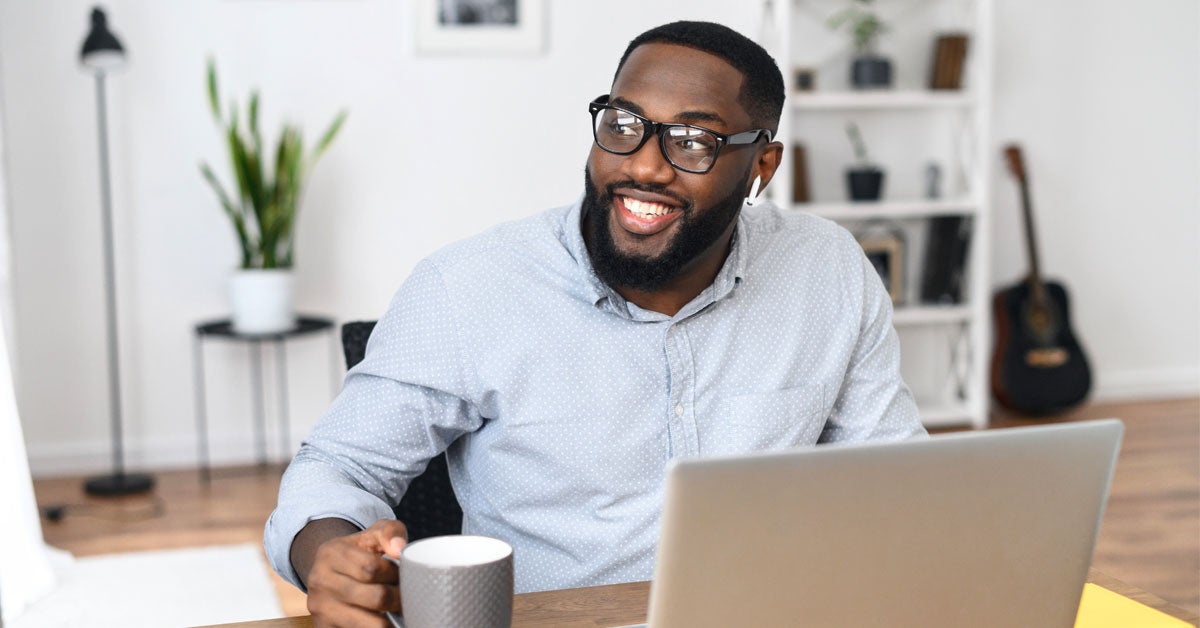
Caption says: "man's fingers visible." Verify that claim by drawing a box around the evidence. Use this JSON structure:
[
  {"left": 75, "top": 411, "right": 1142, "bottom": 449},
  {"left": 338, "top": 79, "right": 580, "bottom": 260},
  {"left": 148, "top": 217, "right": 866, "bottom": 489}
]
[
  {"left": 357, "top": 519, "right": 409, "bottom": 558},
  {"left": 329, "top": 546, "right": 399, "bottom": 584},
  {"left": 326, "top": 575, "right": 402, "bottom": 614}
]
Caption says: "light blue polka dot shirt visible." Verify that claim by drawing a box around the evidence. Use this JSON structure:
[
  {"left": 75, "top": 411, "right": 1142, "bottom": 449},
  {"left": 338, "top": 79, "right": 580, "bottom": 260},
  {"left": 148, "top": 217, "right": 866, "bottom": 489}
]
[{"left": 265, "top": 198, "right": 924, "bottom": 594}]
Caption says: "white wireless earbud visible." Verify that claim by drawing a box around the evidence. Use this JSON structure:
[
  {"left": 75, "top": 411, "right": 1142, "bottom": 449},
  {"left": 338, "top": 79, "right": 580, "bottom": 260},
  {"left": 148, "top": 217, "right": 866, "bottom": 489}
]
[{"left": 745, "top": 175, "right": 763, "bottom": 207}]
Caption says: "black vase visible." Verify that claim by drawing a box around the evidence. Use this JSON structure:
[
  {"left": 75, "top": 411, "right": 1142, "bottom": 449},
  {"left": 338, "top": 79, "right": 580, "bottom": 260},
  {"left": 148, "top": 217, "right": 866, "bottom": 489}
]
[
  {"left": 851, "top": 56, "right": 892, "bottom": 89},
  {"left": 847, "top": 168, "right": 885, "bottom": 201}
]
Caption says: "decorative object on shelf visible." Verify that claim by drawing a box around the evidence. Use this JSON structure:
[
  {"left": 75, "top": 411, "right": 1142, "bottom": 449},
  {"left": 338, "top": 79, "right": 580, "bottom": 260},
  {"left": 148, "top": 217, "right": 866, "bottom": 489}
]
[
  {"left": 991, "top": 145, "right": 1091, "bottom": 415},
  {"left": 919, "top": 216, "right": 971, "bottom": 304},
  {"left": 929, "top": 33, "right": 969, "bottom": 90},
  {"left": 827, "top": 0, "right": 892, "bottom": 89},
  {"left": 791, "top": 144, "right": 811, "bottom": 203},
  {"left": 794, "top": 67, "right": 817, "bottom": 91},
  {"left": 856, "top": 221, "right": 905, "bottom": 305},
  {"left": 844, "top": 122, "right": 885, "bottom": 201},
  {"left": 415, "top": 0, "right": 546, "bottom": 54},
  {"left": 200, "top": 60, "right": 346, "bottom": 335},
  {"left": 78, "top": 7, "right": 155, "bottom": 498},
  {"left": 924, "top": 162, "right": 942, "bottom": 199}
]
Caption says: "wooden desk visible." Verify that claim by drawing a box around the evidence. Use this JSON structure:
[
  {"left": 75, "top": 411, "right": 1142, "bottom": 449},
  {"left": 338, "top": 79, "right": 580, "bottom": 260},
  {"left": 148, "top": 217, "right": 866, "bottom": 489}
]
[{"left": 206, "top": 569, "right": 1198, "bottom": 628}]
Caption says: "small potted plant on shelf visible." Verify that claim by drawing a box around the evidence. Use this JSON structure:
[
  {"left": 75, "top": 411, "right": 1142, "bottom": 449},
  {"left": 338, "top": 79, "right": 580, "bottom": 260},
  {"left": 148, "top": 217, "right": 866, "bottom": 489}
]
[
  {"left": 828, "top": 0, "right": 892, "bottom": 89},
  {"left": 200, "top": 59, "right": 346, "bottom": 334},
  {"left": 845, "top": 122, "right": 884, "bottom": 201}
]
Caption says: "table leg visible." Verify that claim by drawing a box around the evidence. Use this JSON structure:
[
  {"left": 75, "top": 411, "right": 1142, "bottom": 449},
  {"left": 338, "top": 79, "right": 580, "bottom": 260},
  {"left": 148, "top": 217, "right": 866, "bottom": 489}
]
[
  {"left": 193, "top": 333, "right": 211, "bottom": 484},
  {"left": 275, "top": 340, "right": 290, "bottom": 463},
  {"left": 250, "top": 340, "right": 267, "bottom": 467}
]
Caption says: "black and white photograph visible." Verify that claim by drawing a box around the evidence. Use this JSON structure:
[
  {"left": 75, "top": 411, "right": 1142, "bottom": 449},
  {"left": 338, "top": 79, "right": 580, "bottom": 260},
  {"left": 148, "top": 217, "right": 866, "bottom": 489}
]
[
  {"left": 439, "top": 0, "right": 518, "bottom": 26},
  {"left": 417, "top": 0, "right": 544, "bottom": 53}
]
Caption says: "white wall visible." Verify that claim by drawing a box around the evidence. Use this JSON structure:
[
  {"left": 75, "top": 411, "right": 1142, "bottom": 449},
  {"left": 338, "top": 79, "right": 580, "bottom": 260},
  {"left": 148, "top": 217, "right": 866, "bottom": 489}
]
[
  {"left": 990, "top": 0, "right": 1200, "bottom": 400},
  {"left": 0, "top": 1, "right": 1195, "bottom": 475}
]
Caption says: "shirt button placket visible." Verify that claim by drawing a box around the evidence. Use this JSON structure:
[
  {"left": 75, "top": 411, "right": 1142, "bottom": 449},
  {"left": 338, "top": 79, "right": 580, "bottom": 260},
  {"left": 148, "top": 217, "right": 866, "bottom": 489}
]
[{"left": 665, "top": 323, "right": 698, "bottom": 457}]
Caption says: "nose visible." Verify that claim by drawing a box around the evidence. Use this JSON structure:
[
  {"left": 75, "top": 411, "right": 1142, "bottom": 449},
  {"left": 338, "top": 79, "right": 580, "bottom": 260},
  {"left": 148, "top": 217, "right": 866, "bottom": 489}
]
[{"left": 620, "top": 131, "right": 676, "bottom": 186}]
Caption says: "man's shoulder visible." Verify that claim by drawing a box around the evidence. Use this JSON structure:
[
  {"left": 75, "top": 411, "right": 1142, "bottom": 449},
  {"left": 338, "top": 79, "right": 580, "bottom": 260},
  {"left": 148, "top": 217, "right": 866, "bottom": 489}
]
[
  {"left": 740, "top": 201, "right": 859, "bottom": 257},
  {"left": 424, "top": 203, "right": 575, "bottom": 273}
]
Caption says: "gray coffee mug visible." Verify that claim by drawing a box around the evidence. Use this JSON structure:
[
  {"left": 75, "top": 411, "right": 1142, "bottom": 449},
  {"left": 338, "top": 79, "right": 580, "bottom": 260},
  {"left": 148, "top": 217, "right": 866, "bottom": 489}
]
[{"left": 385, "top": 535, "right": 514, "bottom": 628}]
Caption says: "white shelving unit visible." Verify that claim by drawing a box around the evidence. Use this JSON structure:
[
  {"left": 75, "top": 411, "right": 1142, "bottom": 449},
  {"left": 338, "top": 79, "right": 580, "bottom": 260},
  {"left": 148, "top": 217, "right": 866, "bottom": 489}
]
[{"left": 767, "top": 0, "right": 993, "bottom": 429}]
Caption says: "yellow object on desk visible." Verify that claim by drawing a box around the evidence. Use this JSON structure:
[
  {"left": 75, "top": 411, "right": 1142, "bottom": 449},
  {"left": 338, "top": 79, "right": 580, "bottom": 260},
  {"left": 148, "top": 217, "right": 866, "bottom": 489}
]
[{"left": 1075, "top": 584, "right": 1194, "bottom": 627}]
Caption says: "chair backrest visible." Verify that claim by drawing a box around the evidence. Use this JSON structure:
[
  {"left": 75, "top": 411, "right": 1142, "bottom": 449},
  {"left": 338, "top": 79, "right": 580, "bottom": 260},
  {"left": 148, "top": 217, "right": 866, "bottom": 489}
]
[{"left": 340, "top": 321, "right": 464, "bottom": 541}]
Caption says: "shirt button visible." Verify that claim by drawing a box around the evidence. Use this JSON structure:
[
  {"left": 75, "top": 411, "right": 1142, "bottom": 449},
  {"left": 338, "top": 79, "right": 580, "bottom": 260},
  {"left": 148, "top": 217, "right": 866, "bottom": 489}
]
[{"left": 674, "top": 404, "right": 684, "bottom": 417}]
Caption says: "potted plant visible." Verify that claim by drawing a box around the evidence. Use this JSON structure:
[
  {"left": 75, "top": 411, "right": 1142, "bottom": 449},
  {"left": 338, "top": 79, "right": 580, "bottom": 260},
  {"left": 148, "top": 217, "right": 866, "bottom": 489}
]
[
  {"left": 200, "top": 59, "right": 346, "bottom": 334},
  {"left": 827, "top": 0, "right": 892, "bottom": 89},
  {"left": 845, "top": 122, "right": 884, "bottom": 201}
]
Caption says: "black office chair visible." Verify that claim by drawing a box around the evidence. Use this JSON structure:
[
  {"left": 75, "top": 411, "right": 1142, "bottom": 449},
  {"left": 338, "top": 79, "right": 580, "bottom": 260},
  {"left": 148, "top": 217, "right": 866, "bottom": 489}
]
[{"left": 341, "top": 321, "right": 464, "bottom": 541}]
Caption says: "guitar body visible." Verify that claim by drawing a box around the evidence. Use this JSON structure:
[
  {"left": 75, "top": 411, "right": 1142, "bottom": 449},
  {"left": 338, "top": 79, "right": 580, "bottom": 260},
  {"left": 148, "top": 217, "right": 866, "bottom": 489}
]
[{"left": 991, "top": 279, "right": 1092, "bottom": 414}]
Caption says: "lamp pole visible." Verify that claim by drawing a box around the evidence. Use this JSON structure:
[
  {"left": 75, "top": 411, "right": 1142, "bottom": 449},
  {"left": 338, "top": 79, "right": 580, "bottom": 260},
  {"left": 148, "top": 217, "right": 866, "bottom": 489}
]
[{"left": 80, "top": 6, "right": 153, "bottom": 496}]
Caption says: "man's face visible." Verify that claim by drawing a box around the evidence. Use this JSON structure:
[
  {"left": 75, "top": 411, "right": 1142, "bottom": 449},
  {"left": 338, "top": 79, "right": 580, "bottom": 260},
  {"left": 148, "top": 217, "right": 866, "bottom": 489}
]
[{"left": 584, "top": 43, "right": 762, "bottom": 292}]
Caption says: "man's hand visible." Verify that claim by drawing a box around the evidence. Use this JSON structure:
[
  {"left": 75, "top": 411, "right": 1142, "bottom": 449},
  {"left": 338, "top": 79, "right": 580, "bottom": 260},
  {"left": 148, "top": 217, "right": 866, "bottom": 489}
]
[{"left": 297, "top": 518, "right": 408, "bottom": 628}]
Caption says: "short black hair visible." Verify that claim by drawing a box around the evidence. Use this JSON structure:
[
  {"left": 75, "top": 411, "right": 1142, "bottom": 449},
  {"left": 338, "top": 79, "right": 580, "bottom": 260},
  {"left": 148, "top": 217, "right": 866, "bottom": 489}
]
[{"left": 613, "top": 21, "right": 785, "bottom": 133}]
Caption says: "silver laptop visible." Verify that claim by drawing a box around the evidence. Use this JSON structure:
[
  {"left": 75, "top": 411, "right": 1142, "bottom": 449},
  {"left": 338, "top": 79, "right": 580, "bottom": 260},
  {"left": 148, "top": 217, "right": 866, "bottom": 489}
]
[{"left": 627, "top": 419, "right": 1123, "bottom": 628}]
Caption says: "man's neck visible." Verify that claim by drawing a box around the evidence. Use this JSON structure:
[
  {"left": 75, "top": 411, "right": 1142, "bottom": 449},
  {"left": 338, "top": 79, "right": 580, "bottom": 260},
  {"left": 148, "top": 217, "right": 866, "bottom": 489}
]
[{"left": 613, "top": 224, "right": 735, "bottom": 317}]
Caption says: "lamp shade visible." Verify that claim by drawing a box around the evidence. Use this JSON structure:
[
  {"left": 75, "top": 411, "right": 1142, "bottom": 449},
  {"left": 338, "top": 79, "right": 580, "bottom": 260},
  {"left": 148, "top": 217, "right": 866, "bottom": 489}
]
[{"left": 80, "top": 7, "right": 125, "bottom": 71}]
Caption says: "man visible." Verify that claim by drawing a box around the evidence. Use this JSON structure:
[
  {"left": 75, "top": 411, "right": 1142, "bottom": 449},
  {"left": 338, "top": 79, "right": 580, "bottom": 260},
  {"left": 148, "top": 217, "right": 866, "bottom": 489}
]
[{"left": 266, "top": 20, "right": 924, "bottom": 626}]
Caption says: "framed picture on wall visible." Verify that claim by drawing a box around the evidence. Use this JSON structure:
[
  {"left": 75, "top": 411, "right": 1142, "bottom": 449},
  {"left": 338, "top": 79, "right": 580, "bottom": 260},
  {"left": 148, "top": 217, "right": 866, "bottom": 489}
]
[
  {"left": 415, "top": 0, "right": 546, "bottom": 53},
  {"left": 859, "top": 235, "right": 904, "bottom": 305}
]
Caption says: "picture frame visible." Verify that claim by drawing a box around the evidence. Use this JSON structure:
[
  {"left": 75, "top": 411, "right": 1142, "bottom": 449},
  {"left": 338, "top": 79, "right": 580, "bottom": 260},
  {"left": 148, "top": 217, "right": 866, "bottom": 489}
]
[
  {"left": 415, "top": 0, "right": 546, "bottom": 54},
  {"left": 859, "top": 235, "right": 904, "bottom": 305}
]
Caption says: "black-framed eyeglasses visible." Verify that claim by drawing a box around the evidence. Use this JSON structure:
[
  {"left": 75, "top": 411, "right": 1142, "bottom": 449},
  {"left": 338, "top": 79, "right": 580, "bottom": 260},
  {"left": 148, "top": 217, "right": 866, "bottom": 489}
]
[{"left": 588, "top": 95, "right": 772, "bottom": 174}]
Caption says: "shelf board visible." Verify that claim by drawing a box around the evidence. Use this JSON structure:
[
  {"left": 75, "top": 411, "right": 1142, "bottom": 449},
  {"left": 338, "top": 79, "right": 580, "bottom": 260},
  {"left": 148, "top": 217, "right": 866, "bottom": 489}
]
[
  {"left": 793, "top": 199, "right": 978, "bottom": 220},
  {"left": 919, "top": 403, "right": 978, "bottom": 428},
  {"left": 892, "top": 305, "right": 972, "bottom": 327},
  {"left": 790, "top": 90, "right": 975, "bottom": 110}
]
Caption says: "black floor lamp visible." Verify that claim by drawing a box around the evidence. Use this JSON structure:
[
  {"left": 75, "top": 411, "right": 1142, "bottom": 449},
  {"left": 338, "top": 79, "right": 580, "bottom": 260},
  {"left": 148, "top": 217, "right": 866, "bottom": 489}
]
[{"left": 80, "top": 6, "right": 153, "bottom": 496}]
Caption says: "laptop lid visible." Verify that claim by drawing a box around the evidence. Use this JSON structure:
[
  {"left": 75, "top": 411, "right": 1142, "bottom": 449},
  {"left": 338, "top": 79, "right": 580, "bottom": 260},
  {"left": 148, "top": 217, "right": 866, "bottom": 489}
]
[{"left": 644, "top": 419, "right": 1124, "bottom": 628}]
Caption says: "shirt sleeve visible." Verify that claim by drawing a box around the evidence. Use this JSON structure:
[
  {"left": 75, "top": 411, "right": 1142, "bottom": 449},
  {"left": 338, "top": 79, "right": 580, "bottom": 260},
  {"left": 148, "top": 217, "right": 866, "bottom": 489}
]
[
  {"left": 264, "top": 259, "right": 482, "bottom": 589},
  {"left": 819, "top": 233, "right": 927, "bottom": 443}
]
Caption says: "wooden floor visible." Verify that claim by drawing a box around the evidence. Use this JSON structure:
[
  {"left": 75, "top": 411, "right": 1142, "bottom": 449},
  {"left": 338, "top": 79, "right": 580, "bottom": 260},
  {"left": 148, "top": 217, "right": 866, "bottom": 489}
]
[{"left": 32, "top": 396, "right": 1200, "bottom": 618}]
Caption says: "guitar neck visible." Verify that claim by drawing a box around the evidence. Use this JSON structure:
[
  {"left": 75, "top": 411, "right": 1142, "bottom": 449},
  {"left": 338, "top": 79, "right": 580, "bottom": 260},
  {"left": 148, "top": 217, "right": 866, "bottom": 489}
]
[
  {"left": 1017, "top": 177, "right": 1045, "bottom": 296},
  {"left": 1006, "top": 145, "right": 1047, "bottom": 303}
]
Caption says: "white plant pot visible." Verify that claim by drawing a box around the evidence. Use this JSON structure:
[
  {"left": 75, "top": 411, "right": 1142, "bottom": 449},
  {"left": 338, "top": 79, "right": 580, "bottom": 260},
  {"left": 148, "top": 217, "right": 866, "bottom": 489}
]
[{"left": 229, "top": 269, "right": 296, "bottom": 334}]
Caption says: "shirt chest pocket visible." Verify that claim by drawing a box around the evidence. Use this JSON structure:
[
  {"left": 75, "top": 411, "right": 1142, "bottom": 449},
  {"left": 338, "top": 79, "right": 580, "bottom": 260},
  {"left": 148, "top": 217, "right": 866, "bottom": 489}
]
[{"left": 701, "top": 385, "right": 828, "bottom": 456}]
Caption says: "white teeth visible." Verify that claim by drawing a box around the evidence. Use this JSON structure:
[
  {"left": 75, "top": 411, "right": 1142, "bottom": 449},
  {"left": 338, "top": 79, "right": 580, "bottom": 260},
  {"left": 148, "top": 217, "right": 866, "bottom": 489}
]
[{"left": 624, "top": 197, "right": 675, "bottom": 218}]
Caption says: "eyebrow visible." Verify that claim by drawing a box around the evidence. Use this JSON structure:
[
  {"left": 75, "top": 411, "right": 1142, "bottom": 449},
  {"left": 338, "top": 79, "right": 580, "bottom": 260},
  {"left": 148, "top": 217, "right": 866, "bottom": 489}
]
[{"left": 610, "top": 96, "right": 728, "bottom": 128}]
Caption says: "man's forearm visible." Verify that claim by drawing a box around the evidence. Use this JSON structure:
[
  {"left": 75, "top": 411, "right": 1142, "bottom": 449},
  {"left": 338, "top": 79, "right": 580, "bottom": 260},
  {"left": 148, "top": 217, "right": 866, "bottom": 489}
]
[{"left": 290, "top": 517, "right": 363, "bottom": 588}]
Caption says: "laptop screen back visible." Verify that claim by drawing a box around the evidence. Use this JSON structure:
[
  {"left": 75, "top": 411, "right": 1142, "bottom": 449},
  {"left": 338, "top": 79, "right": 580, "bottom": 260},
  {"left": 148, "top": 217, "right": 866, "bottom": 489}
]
[{"left": 646, "top": 420, "right": 1123, "bottom": 628}]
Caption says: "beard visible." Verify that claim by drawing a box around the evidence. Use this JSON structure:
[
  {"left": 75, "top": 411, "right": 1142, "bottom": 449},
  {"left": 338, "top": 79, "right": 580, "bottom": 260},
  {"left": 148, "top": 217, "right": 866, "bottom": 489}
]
[{"left": 582, "top": 167, "right": 749, "bottom": 293}]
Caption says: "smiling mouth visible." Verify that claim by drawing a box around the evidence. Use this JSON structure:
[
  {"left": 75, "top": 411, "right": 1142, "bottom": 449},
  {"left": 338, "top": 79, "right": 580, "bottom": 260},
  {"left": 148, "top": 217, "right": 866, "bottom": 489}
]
[{"left": 621, "top": 196, "right": 681, "bottom": 219}]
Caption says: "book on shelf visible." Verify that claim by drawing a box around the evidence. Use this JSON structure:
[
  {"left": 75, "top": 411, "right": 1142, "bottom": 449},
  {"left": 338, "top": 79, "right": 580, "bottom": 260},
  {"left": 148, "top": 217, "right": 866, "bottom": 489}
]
[
  {"left": 929, "top": 34, "right": 969, "bottom": 90},
  {"left": 920, "top": 215, "right": 972, "bottom": 304}
]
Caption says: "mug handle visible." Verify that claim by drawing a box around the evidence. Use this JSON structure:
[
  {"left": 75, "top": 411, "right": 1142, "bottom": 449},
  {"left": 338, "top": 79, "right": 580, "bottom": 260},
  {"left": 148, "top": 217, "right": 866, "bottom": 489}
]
[{"left": 382, "top": 555, "right": 405, "bottom": 628}]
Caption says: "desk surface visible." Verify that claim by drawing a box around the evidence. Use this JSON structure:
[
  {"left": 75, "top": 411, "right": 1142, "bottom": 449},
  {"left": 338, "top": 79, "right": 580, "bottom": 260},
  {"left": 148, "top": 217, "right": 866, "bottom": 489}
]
[{"left": 205, "top": 569, "right": 1198, "bottom": 628}]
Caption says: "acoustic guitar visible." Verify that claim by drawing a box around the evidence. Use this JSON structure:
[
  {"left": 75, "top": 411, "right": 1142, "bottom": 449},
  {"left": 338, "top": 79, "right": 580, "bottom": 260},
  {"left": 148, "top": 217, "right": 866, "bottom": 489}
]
[{"left": 991, "top": 145, "right": 1092, "bottom": 415}]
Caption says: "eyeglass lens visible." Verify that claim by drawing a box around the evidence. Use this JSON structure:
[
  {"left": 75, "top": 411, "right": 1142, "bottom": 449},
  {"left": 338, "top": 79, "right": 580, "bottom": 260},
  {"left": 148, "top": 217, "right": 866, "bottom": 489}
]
[{"left": 593, "top": 107, "right": 718, "bottom": 172}]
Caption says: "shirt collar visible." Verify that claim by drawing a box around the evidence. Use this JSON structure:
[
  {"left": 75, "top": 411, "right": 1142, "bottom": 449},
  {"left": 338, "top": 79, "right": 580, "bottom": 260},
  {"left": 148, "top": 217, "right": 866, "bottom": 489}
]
[{"left": 562, "top": 196, "right": 750, "bottom": 316}]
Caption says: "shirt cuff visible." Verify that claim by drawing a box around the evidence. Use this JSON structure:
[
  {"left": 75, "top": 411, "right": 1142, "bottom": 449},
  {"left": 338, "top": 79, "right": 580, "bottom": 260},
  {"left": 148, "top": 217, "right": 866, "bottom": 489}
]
[{"left": 263, "top": 482, "right": 397, "bottom": 591}]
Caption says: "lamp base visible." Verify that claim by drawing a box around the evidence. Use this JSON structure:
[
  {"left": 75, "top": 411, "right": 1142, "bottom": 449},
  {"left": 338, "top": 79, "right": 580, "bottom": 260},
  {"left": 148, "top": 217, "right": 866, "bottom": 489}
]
[{"left": 84, "top": 472, "right": 155, "bottom": 496}]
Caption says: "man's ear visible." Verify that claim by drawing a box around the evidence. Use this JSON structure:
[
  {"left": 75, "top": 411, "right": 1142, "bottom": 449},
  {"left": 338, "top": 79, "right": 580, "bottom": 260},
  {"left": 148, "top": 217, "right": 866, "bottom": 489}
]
[{"left": 748, "top": 141, "right": 785, "bottom": 195}]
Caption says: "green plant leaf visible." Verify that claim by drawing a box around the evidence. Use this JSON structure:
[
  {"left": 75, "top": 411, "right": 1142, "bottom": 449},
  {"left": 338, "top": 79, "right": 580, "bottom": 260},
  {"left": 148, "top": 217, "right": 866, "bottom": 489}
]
[
  {"left": 249, "top": 91, "right": 262, "bottom": 155},
  {"left": 201, "top": 162, "right": 252, "bottom": 268},
  {"left": 206, "top": 58, "right": 221, "bottom": 122},
  {"left": 311, "top": 110, "right": 347, "bottom": 165}
]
